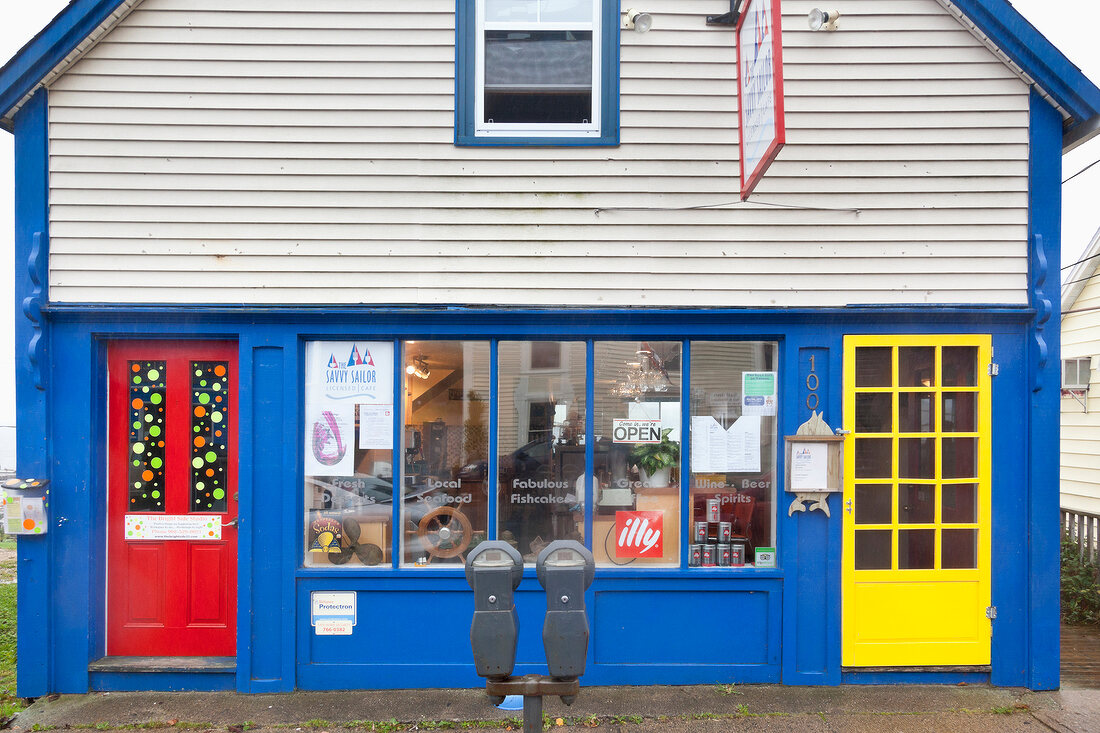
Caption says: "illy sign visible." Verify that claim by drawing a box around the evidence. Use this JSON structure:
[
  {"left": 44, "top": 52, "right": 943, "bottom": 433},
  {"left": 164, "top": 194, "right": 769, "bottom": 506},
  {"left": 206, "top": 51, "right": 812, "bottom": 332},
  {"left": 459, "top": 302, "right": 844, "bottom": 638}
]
[
  {"left": 612, "top": 419, "right": 662, "bottom": 443},
  {"left": 615, "top": 511, "right": 664, "bottom": 558}
]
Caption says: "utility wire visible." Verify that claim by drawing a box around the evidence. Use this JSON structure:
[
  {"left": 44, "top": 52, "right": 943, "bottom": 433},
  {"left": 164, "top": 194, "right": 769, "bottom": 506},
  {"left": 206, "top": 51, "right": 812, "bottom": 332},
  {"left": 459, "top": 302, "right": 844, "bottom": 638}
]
[{"left": 1064, "top": 158, "right": 1100, "bottom": 185}]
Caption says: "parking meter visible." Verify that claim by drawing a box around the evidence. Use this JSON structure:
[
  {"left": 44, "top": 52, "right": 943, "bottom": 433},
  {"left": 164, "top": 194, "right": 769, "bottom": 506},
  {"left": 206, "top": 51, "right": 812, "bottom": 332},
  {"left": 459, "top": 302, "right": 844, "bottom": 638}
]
[
  {"left": 465, "top": 541, "right": 524, "bottom": 680},
  {"left": 535, "top": 540, "right": 595, "bottom": 680}
]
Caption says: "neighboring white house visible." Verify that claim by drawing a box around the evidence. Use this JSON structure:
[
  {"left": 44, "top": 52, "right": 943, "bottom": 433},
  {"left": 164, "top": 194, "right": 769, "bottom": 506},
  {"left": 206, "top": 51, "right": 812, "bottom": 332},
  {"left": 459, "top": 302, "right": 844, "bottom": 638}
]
[{"left": 1061, "top": 226, "right": 1100, "bottom": 516}]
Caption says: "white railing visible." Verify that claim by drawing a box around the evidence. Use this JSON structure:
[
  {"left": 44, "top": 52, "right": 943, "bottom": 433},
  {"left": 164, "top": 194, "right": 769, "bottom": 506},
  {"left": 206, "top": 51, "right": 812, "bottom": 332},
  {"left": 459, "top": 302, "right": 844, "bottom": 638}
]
[{"left": 1062, "top": 508, "right": 1100, "bottom": 565}]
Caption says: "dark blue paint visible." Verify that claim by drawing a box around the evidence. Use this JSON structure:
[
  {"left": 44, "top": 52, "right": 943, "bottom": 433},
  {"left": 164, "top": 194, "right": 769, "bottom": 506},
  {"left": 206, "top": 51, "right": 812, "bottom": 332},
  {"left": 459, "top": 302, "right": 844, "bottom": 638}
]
[
  {"left": 88, "top": 671, "right": 237, "bottom": 692},
  {"left": 13, "top": 88, "right": 50, "bottom": 698},
  {"left": 454, "top": 0, "right": 620, "bottom": 147},
  {"left": 24, "top": 308, "right": 1048, "bottom": 691},
  {"left": 1025, "top": 88, "right": 1062, "bottom": 691}
]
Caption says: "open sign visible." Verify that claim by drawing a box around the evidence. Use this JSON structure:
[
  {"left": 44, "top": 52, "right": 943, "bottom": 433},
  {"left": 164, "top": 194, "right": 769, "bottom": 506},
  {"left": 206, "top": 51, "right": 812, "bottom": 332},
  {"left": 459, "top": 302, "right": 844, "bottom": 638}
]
[{"left": 612, "top": 419, "right": 663, "bottom": 443}]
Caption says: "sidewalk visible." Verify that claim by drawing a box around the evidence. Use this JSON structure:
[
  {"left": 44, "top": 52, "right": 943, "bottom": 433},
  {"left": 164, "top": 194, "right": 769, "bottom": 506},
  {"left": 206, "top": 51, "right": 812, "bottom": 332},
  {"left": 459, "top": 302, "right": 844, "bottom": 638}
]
[{"left": 11, "top": 684, "right": 1100, "bottom": 733}]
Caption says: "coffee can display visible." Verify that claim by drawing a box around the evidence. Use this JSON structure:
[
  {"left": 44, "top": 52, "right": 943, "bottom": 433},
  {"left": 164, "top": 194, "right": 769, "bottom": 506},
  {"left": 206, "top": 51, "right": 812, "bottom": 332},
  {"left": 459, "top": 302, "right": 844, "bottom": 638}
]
[
  {"left": 731, "top": 544, "right": 745, "bottom": 566},
  {"left": 718, "top": 521, "right": 732, "bottom": 543},
  {"left": 717, "top": 543, "right": 731, "bottom": 566},
  {"left": 693, "top": 521, "right": 708, "bottom": 543},
  {"left": 706, "top": 498, "right": 721, "bottom": 523},
  {"left": 702, "top": 544, "right": 716, "bottom": 566},
  {"left": 689, "top": 544, "right": 702, "bottom": 567}
]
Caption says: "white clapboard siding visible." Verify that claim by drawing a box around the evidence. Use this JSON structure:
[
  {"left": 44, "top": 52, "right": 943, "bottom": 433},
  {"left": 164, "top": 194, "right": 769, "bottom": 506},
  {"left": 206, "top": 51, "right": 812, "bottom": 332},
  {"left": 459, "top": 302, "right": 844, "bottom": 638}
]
[
  {"left": 1060, "top": 274, "right": 1100, "bottom": 514},
  {"left": 46, "top": 0, "right": 1031, "bottom": 306}
]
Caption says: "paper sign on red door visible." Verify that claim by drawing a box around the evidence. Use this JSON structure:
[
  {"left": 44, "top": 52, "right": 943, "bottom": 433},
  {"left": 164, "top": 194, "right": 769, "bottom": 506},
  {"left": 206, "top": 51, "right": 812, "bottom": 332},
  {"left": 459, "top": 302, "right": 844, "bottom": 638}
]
[{"left": 615, "top": 511, "right": 663, "bottom": 558}]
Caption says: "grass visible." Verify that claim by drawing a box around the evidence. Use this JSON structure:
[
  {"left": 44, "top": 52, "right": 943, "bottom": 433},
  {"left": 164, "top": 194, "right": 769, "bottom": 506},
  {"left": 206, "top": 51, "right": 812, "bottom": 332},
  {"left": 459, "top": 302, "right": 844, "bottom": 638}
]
[{"left": 0, "top": 582, "right": 21, "bottom": 717}]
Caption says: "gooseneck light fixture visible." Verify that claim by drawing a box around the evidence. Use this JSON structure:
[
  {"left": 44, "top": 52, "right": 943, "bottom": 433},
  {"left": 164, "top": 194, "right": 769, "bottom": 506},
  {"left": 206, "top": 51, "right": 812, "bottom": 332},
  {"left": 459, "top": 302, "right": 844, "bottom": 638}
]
[
  {"left": 808, "top": 8, "right": 841, "bottom": 31},
  {"left": 623, "top": 9, "right": 653, "bottom": 33}
]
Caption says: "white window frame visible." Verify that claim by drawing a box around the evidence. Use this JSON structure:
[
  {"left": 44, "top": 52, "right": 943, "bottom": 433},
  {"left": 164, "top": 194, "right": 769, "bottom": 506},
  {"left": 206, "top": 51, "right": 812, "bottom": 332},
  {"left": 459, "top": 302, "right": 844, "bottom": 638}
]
[
  {"left": 475, "top": 0, "right": 602, "bottom": 138},
  {"left": 1063, "top": 356, "right": 1093, "bottom": 390}
]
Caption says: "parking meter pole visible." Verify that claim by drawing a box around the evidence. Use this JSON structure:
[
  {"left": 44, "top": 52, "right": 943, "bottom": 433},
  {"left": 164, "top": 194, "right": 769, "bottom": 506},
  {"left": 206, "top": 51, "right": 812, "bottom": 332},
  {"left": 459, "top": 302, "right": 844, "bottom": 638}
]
[{"left": 522, "top": 695, "right": 542, "bottom": 733}]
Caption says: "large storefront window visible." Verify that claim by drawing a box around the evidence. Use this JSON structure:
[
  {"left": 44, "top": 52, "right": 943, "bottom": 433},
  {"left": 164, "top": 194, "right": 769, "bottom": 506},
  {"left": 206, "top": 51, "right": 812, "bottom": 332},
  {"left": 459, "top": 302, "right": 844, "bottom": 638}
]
[
  {"left": 303, "top": 341, "right": 396, "bottom": 568},
  {"left": 302, "top": 337, "right": 777, "bottom": 570},
  {"left": 594, "top": 341, "right": 681, "bottom": 567},
  {"left": 497, "top": 341, "right": 587, "bottom": 562},
  {"left": 688, "top": 342, "right": 778, "bottom": 567},
  {"left": 402, "top": 341, "right": 491, "bottom": 566}
]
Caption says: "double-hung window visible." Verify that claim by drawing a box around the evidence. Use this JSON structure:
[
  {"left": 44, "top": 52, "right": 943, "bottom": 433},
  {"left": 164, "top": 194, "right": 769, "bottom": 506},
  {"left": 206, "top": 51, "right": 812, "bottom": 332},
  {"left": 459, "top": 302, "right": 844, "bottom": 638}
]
[{"left": 456, "top": 0, "right": 619, "bottom": 145}]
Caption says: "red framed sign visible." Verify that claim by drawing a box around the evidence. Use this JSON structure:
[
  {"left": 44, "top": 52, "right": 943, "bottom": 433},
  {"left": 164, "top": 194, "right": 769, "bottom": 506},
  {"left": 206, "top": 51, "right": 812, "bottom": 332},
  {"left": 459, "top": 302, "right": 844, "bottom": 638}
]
[{"left": 736, "top": 0, "right": 786, "bottom": 200}]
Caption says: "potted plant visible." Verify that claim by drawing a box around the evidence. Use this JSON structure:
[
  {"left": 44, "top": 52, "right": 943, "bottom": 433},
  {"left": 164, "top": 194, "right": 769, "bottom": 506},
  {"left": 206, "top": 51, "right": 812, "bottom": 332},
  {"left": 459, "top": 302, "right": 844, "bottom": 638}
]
[{"left": 631, "top": 428, "right": 680, "bottom": 488}]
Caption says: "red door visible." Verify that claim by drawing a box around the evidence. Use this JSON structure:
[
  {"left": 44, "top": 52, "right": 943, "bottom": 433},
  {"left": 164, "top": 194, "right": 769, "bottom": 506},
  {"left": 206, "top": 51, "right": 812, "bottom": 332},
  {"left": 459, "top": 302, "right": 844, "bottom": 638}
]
[{"left": 107, "top": 341, "right": 238, "bottom": 656}]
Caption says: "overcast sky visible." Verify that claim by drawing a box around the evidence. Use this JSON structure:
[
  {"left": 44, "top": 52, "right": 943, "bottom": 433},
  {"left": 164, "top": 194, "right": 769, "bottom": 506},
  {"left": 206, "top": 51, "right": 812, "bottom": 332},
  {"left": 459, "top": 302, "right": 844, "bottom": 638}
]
[{"left": 1, "top": 1, "right": 1099, "bottom": 445}]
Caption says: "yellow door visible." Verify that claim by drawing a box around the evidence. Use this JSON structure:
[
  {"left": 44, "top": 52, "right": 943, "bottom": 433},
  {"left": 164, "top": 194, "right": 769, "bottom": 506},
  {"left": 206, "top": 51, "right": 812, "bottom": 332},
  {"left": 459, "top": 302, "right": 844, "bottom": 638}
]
[{"left": 842, "top": 335, "right": 992, "bottom": 666}]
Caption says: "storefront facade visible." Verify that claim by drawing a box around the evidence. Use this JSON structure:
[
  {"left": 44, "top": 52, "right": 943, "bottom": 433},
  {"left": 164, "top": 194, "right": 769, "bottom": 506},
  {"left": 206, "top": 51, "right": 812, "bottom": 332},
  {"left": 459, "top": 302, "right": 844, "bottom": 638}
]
[{"left": 5, "top": 0, "right": 1098, "bottom": 695}]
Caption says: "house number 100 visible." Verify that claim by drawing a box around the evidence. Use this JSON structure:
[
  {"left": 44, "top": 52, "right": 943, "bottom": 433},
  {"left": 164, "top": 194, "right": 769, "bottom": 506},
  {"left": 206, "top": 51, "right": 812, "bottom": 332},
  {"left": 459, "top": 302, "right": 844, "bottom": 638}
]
[{"left": 806, "top": 354, "right": 820, "bottom": 410}]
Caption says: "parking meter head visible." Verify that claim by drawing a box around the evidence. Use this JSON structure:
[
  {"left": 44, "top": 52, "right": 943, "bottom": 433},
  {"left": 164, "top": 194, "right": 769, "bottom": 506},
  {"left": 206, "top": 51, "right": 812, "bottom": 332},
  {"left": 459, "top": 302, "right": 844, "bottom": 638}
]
[
  {"left": 465, "top": 540, "right": 523, "bottom": 590},
  {"left": 535, "top": 540, "right": 594, "bottom": 589}
]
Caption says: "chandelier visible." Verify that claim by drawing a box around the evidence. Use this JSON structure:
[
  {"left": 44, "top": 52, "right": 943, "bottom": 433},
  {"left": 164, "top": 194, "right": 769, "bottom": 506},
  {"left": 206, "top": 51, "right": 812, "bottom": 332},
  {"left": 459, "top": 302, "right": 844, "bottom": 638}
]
[{"left": 612, "top": 346, "right": 671, "bottom": 401}]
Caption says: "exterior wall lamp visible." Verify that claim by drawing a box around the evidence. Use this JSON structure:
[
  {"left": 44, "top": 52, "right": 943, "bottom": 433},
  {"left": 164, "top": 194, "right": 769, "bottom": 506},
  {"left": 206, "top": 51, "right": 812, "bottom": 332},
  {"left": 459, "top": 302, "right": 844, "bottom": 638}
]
[
  {"left": 808, "top": 8, "right": 841, "bottom": 31},
  {"left": 623, "top": 9, "right": 653, "bottom": 33}
]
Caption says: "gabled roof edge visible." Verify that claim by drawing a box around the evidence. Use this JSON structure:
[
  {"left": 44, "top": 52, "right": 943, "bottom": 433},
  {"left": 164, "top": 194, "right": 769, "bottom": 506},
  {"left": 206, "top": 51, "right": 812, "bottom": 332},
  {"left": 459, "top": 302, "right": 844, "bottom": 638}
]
[
  {"left": 0, "top": 0, "right": 131, "bottom": 130},
  {"left": 1062, "top": 227, "right": 1100, "bottom": 315},
  {"left": 949, "top": 0, "right": 1100, "bottom": 147}
]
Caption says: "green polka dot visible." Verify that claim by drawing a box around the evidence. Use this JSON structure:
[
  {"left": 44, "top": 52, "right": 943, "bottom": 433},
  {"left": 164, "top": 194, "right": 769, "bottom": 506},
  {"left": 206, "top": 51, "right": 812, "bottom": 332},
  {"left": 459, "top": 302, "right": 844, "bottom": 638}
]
[
  {"left": 195, "top": 369, "right": 202, "bottom": 376},
  {"left": 212, "top": 383, "right": 222, "bottom": 392},
  {"left": 200, "top": 380, "right": 207, "bottom": 387},
  {"left": 212, "top": 488, "right": 225, "bottom": 500},
  {"left": 150, "top": 393, "right": 162, "bottom": 404},
  {"left": 192, "top": 457, "right": 204, "bottom": 469},
  {"left": 133, "top": 443, "right": 145, "bottom": 454},
  {"left": 142, "top": 386, "right": 149, "bottom": 394},
  {"left": 204, "top": 451, "right": 217, "bottom": 463},
  {"left": 126, "top": 531, "right": 133, "bottom": 537},
  {"left": 132, "top": 421, "right": 140, "bottom": 429},
  {"left": 194, "top": 426, "right": 200, "bottom": 432},
  {"left": 151, "top": 490, "right": 161, "bottom": 499},
  {"left": 141, "top": 493, "right": 147, "bottom": 499},
  {"left": 149, "top": 426, "right": 161, "bottom": 437},
  {"left": 147, "top": 368, "right": 159, "bottom": 380},
  {"left": 211, "top": 411, "right": 223, "bottom": 424},
  {"left": 199, "top": 393, "right": 211, "bottom": 405},
  {"left": 132, "top": 376, "right": 141, "bottom": 384},
  {"left": 151, "top": 457, "right": 163, "bottom": 469},
  {"left": 133, "top": 459, "right": 140, "bottom": 467}
]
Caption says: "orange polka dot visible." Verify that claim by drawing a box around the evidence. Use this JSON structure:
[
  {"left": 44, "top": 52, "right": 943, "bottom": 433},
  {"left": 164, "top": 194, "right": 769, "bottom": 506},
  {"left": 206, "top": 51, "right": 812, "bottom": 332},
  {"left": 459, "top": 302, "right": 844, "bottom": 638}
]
[
  {"left": 158, "top": 441, "right": 164, "bottom": 447},
  {"left": 194, "top": 406, "right": 206, "bottom": 418},
  {"left": 194, "top": 436, "right": 206, "bottom": 447},
  {"left": 206, "top": 468, "right": 215, "bottom": 477},
  {"left": 131, "top": 398, "right": 143, "bottom": 410},
  {"left": 214, "top": 365, "right": 226, "bottom": 377},
  {"left": 142, "top": 470, "right": 153, "bottom": 481},
  {"left": 215, "top": 430, "right": 222, "bottom": 437},
  {"left": 215, "top": 396, "right": 222, "bottom": 402},
  {"left": 22, "top": 519, "right": 34, "bottom": 530},
  {"left": 131, "top": 364, "right": 140, "bottom": 372}
]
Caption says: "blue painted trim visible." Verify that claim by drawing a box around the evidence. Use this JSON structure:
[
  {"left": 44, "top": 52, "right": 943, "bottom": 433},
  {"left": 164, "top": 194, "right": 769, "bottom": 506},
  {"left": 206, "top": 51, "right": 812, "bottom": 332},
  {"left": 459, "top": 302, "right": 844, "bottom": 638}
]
[
  {"left": 0, "top": 0, "right": 130, "bottom": 125},
  {"left": 1023, "top": 87, "right": 1062, "bottom": 691},
  {"left": 454, "top": 0, "right": 620, "bottom": 147},
  {"left": 950, "top": 0, "right": 1100, "bottom": 136},
  {"left": 679, "top": 340, "right": 690, "bottom": 569},
  {"left": 841, "top": 671, "right": 990, "bottom": 686},
  {"left": 13, "top": 88, "right": 50, "bottom": 698},
  {"left": 88, "top": 671, "right": 237, "bottom": 692},
  {"left": 584, "top": 341, "right": 594, "bottom": 548},
  {"left": 391, "top": 340, "right": 402, "bottom": 569},
  {"left": 487, "top": 339, "right": 499, "bottom": 540}
]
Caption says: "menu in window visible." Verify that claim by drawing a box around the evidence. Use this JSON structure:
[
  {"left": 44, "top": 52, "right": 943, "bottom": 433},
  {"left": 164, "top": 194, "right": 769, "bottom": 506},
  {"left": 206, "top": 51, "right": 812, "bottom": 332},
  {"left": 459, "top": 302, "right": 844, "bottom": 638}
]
[{"left": 690, "top": 415, "right": 761, "bottom": 473}]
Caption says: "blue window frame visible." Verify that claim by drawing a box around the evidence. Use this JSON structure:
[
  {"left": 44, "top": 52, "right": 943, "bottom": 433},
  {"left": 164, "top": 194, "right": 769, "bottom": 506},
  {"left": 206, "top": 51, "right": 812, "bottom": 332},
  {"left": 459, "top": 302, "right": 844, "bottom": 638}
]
[{"left": 455, "top": 0, "right": 620, "bottom": 146}]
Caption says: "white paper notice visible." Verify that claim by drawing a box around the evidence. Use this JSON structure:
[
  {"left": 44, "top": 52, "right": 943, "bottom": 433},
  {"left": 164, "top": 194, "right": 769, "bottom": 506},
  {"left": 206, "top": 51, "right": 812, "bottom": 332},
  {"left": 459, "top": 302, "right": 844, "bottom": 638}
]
[
  {"left": 727, "top": 415, "right": 761, "bottom": 472},
  {"left": 125, "top": 514, "right": 222, "bottom": 541},
  {"left": 791, "top": 442, "right": 829, "bottom": 490},
  {"left": 305, "top": 403, "right": 355, "bottom": 476},
  {"left": 358, "top": 404, "right": 394, "bottom": 450},
  {"left": 691, "top": 415, "right": 759, "bottom": 472}
]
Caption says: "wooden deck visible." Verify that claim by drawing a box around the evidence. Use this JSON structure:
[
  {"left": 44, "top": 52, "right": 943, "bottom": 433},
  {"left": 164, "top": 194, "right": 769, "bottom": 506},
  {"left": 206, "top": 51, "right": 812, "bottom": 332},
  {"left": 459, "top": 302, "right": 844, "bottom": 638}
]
[{"left": 1062, "top": 623, "right": 1100, "bottom": 688}]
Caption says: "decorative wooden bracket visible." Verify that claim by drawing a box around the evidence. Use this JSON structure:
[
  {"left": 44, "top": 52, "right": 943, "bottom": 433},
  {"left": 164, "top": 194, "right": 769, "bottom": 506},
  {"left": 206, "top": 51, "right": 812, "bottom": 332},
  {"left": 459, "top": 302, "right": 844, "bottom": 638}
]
[{"left": 786, "top": 411, "right": 843, "bottom": 517}]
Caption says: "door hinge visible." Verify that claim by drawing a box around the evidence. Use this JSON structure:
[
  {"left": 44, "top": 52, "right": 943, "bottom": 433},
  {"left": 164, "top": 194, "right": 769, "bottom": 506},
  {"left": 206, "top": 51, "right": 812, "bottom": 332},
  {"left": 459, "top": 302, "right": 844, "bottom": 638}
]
[
  {"left": 986, "top": 606, "right": 997, "bottom": 620},
  {"left": 987, "top": 363, "right": 999, "bottom": 376}
]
